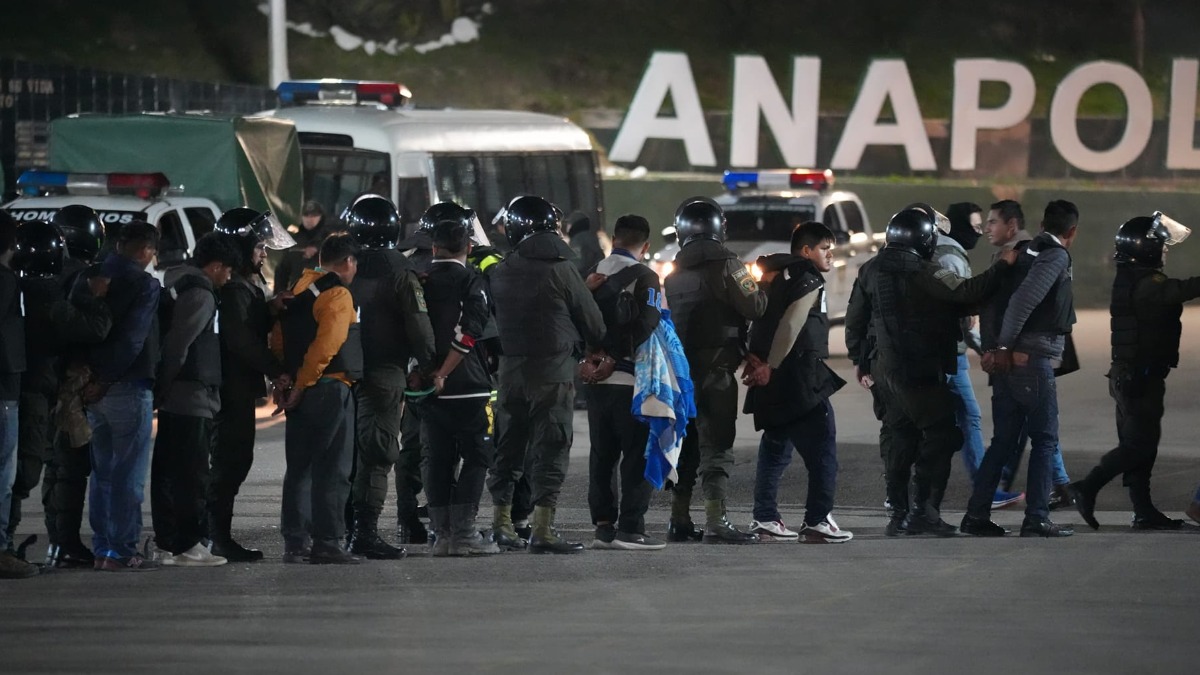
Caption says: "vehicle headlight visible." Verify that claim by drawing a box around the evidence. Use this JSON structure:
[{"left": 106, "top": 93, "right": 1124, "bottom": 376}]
[
  {"left": 748, "top": 262, "right": 763, "bottom": 281},
  {"left": 661, "top": 261, "right": 674, "bottom": 278}
]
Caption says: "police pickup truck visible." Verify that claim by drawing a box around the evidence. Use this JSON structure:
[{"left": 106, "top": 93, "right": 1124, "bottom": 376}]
[
  {"left": 650, "top": 169, "right": 880, "bottom": 321},
  {"left": 2, "top": 170, "right": 215, "bottom": 281}
]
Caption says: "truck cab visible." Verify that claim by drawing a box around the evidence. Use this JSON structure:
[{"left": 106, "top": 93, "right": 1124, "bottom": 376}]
[
  {"left": 2, "top": 170, "right": 216, "bottom": 282},
  {"left": 650, "top": 169, "right": 880, "bottom": 321},
  {"left": 256, "top": 79, "right": 605, "bottom": 239}
]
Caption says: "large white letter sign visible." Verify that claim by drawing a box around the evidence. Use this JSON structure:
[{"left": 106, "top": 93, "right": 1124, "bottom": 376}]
[
  {"left": 950, "top": 59, "right": 1036, "bottom": 170},
  {"left": 609, "top": 52, "right": 716, "bottom": 166},
  {"left": 831, "top": 59, "right": 936, "bottom": 171},
  {"left": 1166, "top": 58, "right": 1200, "bottom": 170},
  {"left": 729, "top": 55, "right": 821, "bottom": 168},
  {"left": 1050, "top": 61, "right": 1153, "bottom": 172}
]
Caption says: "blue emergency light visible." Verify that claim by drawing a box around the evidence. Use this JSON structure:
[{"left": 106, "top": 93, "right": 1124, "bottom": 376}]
[
  {"left": 721, "top": 169, "right": 834, "bottom": 192},
  {"left": 276, "top": 79, "right": 413, "bottom": 107},
  {"left": 17, "top": 170, "right": 170, "bottom": 199}
]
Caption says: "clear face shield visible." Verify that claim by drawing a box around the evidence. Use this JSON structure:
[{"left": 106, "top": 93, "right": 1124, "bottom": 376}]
[
  {"left": 1153, "top": 211, "right": 1191, "bottom": 246},
  {"left": 932, "top": 208, "right": 952, "bottom": 235},
  {"left": 253, "top": 211, "right": 297, "bottom": 250},
  {"left": 468, "top": 211, "right": 490, "bottom": 247}
]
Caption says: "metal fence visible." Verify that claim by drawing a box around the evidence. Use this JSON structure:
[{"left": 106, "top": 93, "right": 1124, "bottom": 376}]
[{"left": 0, "top": 58, "right": 276, "bottom": 197}]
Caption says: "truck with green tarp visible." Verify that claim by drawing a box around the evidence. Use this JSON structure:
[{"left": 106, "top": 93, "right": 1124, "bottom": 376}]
[{"left": 47, "top": 112, "right": 304, "bottom": 226}]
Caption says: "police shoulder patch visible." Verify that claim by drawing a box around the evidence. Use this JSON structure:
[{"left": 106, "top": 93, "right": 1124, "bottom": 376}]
[{"left": 731, "top": 267, "right": 758, "bottom": 295}]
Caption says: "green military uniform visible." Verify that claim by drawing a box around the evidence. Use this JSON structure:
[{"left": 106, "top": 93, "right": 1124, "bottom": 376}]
[
  {"left": 664, "top": 239, "right": 767, "bottom": 536},
  {"left": 488, "top": 231, "right": 605, "bottom": 552},
  {"left": 347, "top": 248, "right": 435, "bottom": 558}
]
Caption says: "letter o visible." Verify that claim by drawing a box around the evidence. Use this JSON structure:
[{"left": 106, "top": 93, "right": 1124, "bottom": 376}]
[{"left": 1050, "top": 61, "right": 1153, "bottom": 173}]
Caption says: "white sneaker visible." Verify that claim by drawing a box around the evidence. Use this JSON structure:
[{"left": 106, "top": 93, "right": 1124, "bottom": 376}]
[
  {"left": 800, "top": 515, "right": 853, "bottom": 544},
  {"left": 173, "top": 542, "right": 228, "bottom": 567},
  {"left": 748, "top": 519, "right": 799, "bottom": 541}
]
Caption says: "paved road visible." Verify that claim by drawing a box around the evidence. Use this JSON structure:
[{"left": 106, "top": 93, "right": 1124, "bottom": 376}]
[{"left": 3, "top": 309, "right": 1200, "bottom": 673}]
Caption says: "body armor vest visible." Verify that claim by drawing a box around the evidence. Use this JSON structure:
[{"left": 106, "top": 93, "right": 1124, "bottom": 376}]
[
  {"left": 871, "top": 248, "right": 960, "bottom": 385},
  {"left": 350, "top": 249, "right": 415, "bottom": 373},
  {"left": 1111, "top": 265, "right": 1181, "bottom": 370},
  {"left": 665, "top": 244, "right": 745, "bottom": 353},
  {"left": 282, "top": 272, "right": 364, "bottom": 380},
  {"left": 490, "top": 234, "right": 581, "bottom": 358}
]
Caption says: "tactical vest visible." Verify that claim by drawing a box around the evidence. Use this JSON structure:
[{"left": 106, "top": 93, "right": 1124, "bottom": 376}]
[
  {"left": 1110, "top": 265, "right": 1182, "bottom": 370},
  {"left": 282, "top": 272, "right": 364, "bottom": 380},
  {"left": 665, "top": 246, "right": 746, "bottom": 353},
  {"left": 168, "top": 273, "right": 222, "bottom": 387},
  {"left": 350, "top": 249, "right": 415, "bottom": 373},
  {"left": 870, "top": 248, "right": 960, "bottom": 385},
  {"left": 0, "top": 267, "right": 26, "bottom": 375},
  {"left": 490, "top": 234, "right": 581, "bottom": 358}
]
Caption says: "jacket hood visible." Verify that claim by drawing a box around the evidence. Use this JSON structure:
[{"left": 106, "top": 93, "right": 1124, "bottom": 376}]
[
  {"left": 292, "top": 267, "right": 332, "bottom": 295},
  {"left": 165, "top": 263, "right": 212, "bottom": 290}
]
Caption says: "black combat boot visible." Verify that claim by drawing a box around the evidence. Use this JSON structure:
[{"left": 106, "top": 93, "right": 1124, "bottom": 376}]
[
  {"left": 904, "top": 484, "right": 958, "bottom": 537},
  {"left": 1129, "top": 484, "right": 1183, "bottom": 530},
  {"left": 45, "top": 537, "right": 95, "bottom": 568},
  {"left": 396, "top": 515, "right": 429, "bottom": 545},
  {"left": 349, "top": 510, "right": 407, "bottom": 560}
]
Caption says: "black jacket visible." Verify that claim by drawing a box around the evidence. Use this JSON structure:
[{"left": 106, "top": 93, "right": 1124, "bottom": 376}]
[
  {"left": 219, "top": 274, "right": 284, "bottom": 400},
  {"left": 423, "top": 259, "right": 493, "bottom": 398}
]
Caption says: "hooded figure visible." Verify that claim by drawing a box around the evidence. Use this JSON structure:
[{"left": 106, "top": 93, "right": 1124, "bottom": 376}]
[{"left": 944, "top": 202, "right": 984, "bottom": 251}]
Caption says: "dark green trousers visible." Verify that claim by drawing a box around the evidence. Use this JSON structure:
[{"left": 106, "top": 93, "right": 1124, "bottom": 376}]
[
  {"left": 9, "top": 391, "right": 52, "bottom": 538},
  {"left": 490, "top": 379, "right": 574, "bottom": 509},
  {"left": 41, "top": 438, "right": 91, "bottom": 546},
  {"left": 672, "top": 363, "right": 738, "bottom": 502},
  {"left": 208, "top": 390, "right": 257, "bottom": 537},
  {"left": 351, "top": 380, "right": 405, "bottom": 516},
  {"left": 393, "top": 403, "right": 424, "bottom": 524}
]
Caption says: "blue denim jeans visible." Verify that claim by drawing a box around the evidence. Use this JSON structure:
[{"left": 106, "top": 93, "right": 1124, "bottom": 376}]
[
  {"left": 752, "top": 399, "right": 838, "bottom": 527},
  {"left": 968, "top": 358, "right": 1058, "bottom": 520},
  {"left": 0, "top": 400, "right": 18, "bottom": 551},
  {"left": 87, "top": 383, "right": 154, "bottom": 559},
  {"left": 948, "top": 354, "right": 986, "bottom": 480}
]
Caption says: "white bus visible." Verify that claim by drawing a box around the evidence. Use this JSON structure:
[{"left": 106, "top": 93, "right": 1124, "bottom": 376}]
[{"left": 257, "top": 80, "right": 604, "bottom": 237}]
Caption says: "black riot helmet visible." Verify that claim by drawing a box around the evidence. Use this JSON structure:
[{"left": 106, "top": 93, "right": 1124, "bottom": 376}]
[
  {"left": 674, "top": 197, "right": 726, "bottom": 246},
  {"left": 1114, "top": 211, "right": 1191, "bottom": 268},
  {"left": 885, "top": 207, "right": 939, "bottom": 259},
  {"left": 50, "top": 204, "right": 104, "bottom": 262},
  {"left": 419, "top": 202, "right": 475, "bottom": 232},
  {"left": 343, "top": 194, "right": 401, "bottom": 249},
  {"left": 497, "top": 195, "right": 561, "bottom": 248},
  {"left": 215, "top": 207, "right": 296, "bottom": 261},
  {"left": 12, "top": 220, "right": 67, "bottom": 278}
]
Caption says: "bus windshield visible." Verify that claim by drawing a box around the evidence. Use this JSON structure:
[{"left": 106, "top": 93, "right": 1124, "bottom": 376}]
[{"left": 299, "top": 147, "right": 391, "bottom": 219}]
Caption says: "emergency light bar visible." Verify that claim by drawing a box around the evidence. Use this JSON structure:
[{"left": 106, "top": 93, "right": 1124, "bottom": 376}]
[
  {"left": 722, "top": 169, "right": 834, "bottom": 192},
  {"left": 17, "top": 170, "right": 170, "bottom": 199},
  {"left": 276, "top": 79, "right": 413, "bottom": 108}
]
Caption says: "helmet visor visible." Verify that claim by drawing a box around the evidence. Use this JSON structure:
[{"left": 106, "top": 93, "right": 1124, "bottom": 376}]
[
  {"left": 1154, "top": 212, "right": 1190, "bottom": 246},
  {"left": 932, "top": 208, "right": 952, "bottom": 235},
  {"left": 256, "top": 212, "right": 297, "bottom": 250},
  {"left": 468, "top": 211, "right": 490, "bottom": 247}
]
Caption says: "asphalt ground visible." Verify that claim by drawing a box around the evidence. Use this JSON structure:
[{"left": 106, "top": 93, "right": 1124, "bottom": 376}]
[{"left": 3, "top": 309, "right": 1200, "bottom": 674}]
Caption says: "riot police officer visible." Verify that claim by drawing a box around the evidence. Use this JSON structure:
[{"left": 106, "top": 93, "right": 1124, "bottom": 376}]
[
  {"left": 487, "top": 195, "right": 606, "bottom": 554},
  {"left": 1070, "top": 212, "right": 1200, "bottom": 530},
  {"left": 36, "top": 206, "right": 110, "bottom": 567},
  {"left": 209, "top": 208, "right": 295, "bottom": 561},
  {"left": 664, "top": 197, "right": 767, "bottom": 544},
  {"left": 9, "top": 220, "right": 112, "bottom": 566},
  {"left": 845, "top": 206, "right": 1013, "bottom": 536},
  {"left": 344, "top": 195, "right": 436, "bottom": 559}
]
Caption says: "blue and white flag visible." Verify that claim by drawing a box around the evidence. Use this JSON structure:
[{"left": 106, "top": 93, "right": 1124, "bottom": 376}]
[{"left": 632, "top": 309, "right": 696, "bottom": 489}]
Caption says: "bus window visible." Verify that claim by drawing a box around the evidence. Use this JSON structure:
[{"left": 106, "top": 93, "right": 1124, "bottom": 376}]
[
  {"left": 299, "top": 147, "right": 390, "bottom": 216},
  {"left": 397, "top": 178, "right": 431, "bottom": 235}
]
